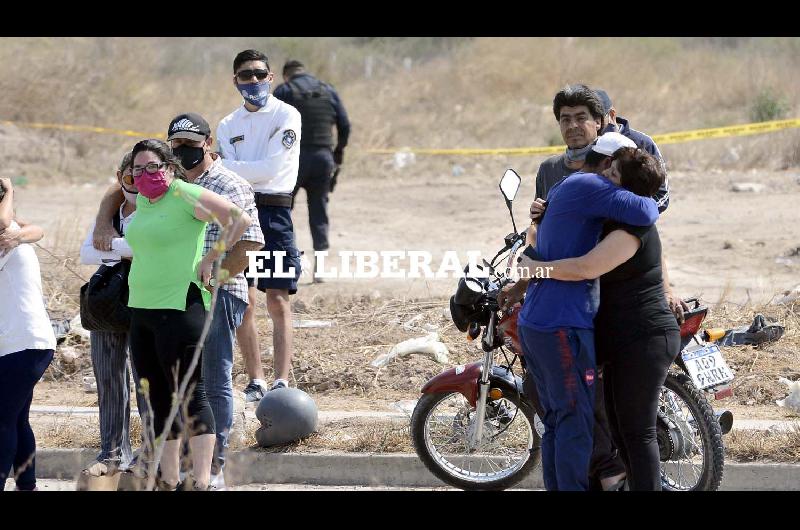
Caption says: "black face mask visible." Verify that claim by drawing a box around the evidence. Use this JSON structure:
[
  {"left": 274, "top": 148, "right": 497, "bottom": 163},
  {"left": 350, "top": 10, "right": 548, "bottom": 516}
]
[{"left": 173, "top": 144, "right": 206, "bottom": 170}]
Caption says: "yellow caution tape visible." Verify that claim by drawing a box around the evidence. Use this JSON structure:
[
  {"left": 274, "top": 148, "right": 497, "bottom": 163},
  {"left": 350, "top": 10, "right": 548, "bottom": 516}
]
[
  {"left": 651, "top": 118, "right": 800, "bottom": 144},
  {"left": 2, "top": 117, "right": 799, "bottom": 155},
  {"left": 366, "top": 118, "right": 800, "bottom": 156},
  {"left": 0, "top": 120, "right": 165, "bottom": 139}
]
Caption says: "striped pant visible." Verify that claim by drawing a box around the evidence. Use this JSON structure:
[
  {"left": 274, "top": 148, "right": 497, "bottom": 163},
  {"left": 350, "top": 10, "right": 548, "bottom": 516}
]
[{"left": 89, "top": 331, "right": 146, "bottom": 467}]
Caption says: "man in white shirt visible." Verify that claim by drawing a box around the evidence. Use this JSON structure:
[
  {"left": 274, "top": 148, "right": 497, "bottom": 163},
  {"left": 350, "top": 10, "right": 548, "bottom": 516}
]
[{"left": 216, "top": 49, "right": 302, "bottom": 402}]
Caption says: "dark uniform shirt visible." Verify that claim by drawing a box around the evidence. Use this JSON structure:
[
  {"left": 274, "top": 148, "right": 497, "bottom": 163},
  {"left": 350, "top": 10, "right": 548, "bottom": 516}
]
[{"left": 273, "top": 73, "right": 351, "bottom": 153}]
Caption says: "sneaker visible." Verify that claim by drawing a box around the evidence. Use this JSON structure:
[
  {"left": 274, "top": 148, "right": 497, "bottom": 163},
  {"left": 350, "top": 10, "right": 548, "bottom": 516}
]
[
  {"left": 269, "top": 380, "right": 288, "bottom": 391},
  {"left": 243, "top": 380, "right": 267, "bottom": 403}
]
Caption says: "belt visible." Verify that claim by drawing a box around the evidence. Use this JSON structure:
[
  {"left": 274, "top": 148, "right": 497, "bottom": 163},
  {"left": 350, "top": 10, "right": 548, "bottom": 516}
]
[{"left": 254, "top": 193, "right": 293, "bottom": 208}]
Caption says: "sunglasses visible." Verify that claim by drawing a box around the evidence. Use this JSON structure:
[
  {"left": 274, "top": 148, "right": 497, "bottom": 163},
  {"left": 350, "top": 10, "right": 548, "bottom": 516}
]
[
  {"left": 236, "top": 69, "right": 270, "bottom": 82},
  {"left": 132, "top": 162, "right": 168, "bottom": 177},
  {"left": 121, "top": 172, "right": 135, "bottom": 187}
]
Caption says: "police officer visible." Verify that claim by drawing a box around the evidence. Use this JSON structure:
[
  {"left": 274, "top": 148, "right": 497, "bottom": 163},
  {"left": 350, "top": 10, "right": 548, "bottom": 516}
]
[
  {"left": 274, "top": 60, "right": 350, "bottom": 282},
  {"left": 217, "top": 49, "right": 302, "bottom": 403}
]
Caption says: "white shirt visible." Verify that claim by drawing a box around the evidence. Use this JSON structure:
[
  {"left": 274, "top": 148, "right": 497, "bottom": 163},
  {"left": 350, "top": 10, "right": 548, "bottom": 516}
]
[
  {"left": 79, "top": 202, "right": 135, "bottom": 266},
  {"left": 216, "top": 96, "right": 302, "bottom": 194},
  {"left": 0, "top": 221, "right": 57, "bottom": 357}
]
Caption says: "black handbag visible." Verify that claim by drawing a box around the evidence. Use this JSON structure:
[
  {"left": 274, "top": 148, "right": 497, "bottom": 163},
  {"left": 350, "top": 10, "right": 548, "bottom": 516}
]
[
  {"left": 79, "top": 259, "right": 132, "bottom": 332},
  {"left": 79, "top": 211, "right": 132, "bottom": 333}
]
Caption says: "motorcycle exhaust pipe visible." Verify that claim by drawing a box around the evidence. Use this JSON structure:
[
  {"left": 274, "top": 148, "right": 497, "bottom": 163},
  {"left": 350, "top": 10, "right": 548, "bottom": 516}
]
[{"left": 716, "top": 409, "right": 734, "bottom": 435}]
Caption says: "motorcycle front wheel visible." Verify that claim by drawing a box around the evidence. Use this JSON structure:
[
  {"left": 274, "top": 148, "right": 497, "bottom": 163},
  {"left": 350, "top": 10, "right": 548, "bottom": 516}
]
[
  {"left": 658, "top": 372, "right": 725, "bottom": 491},
  {"left": 411, "top": 390, "right": 541, "bottom": 491}
]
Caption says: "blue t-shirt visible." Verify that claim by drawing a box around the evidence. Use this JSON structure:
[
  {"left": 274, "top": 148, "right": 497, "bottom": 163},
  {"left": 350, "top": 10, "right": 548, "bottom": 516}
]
[{"left": 518, "top": 172, "right": 659, "bottom": 332}]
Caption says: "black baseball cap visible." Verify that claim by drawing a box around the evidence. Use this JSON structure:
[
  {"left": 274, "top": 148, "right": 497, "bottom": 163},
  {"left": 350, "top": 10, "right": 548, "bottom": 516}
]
[
  {"left": 167, "top": 112, "right": 211, "bottom": 142},
  {"left": 594, "top": 89, "right": 613, "bottom": 115}
]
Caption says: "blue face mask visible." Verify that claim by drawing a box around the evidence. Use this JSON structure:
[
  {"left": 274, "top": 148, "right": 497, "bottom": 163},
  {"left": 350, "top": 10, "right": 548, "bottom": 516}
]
[{"left": 238, "top": 81, "right": 270, "bottom": 108}]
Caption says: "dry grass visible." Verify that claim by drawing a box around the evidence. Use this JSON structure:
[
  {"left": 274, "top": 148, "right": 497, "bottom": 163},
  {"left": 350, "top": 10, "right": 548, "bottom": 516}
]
[
  {"left": 703, "top": 301, "right": 800, "bottom": 407},
  {"left": 225, "top": 296, "right": 479, "bottom": 403},
  {"left": 726, "top": 426, "right": 800, "bottom": 462},
  {"left": 246, "top": 419, "right": 413, "bottom": 454},
  {"left": 1, "top": 37, "right": 798, "bottom": 187},
  {"left": 43, "top": 287, "right": 799, "bottom": 410}
]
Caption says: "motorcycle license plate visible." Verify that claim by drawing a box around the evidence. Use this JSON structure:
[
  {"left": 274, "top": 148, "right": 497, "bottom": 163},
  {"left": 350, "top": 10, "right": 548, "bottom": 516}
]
[{"left": 681, "top": 344, "right": 734, "bottom": 390}]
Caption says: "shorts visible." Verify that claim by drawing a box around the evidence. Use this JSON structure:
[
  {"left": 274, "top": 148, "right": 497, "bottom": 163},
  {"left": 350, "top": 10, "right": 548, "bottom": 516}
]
[{"left": 244, "top": 203, "right": 302, "bottom": 295}]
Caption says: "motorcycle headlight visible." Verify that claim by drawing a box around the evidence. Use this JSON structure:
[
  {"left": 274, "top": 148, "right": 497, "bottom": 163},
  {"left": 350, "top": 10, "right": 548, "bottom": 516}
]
[{"left": 453, "top": 277, "right": 484, "bottom": 306}]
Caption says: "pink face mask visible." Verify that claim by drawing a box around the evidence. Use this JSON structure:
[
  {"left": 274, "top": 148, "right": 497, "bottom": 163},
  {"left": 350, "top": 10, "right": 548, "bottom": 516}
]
[{"left": 134, "top": 170, "right": 170, "bottom": 199}]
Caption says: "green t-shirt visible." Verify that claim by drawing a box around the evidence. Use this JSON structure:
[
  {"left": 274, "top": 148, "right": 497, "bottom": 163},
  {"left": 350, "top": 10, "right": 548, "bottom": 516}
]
[{"left": 125, "top": 179, "right": 211, "bottom": 311}]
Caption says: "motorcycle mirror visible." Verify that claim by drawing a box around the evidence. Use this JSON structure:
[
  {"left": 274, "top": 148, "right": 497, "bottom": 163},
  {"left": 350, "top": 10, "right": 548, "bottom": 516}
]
[
  {"left": 499, "top": 169, "right": 521, "bottom": 202},
  {"left": 499, "top": 169, "right": 521, "bottom": 235}
]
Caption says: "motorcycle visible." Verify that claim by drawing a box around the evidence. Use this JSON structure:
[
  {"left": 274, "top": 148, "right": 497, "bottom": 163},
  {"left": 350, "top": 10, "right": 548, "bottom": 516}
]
[{"left": 410, "top": 168, "right": 735, "bottom": 491}]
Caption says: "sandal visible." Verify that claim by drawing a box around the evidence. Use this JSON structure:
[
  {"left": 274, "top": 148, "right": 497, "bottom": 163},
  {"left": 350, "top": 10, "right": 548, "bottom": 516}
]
[
  {"left": 155, "top": 479, "right": 181, "bottom": 491},
  {"left": 83, "top": 460, "right": 116, "bottom": 477}
]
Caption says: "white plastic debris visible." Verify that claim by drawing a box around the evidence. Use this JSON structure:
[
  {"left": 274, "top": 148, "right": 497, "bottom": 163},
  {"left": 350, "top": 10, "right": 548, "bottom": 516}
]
[
  {"left": 773, "top": 285, "right": 800, "bottom": 305},
  {"left": 293, "top": 320, "right": 334, "bottom": 329},
  {"left": 82, "top": 376, "right": 97, "bottom": 393},
  {"left": 776, "top": 378, "right": 800, "bottom": 414},
  {"left": 401, "top": 314, "right": 424, "bottom": 331},
  {"left": 58, "top": 346, "right": 81, "bottom": 364},
  {"left": 68, "top": 315, "right": 90, "bottom": 341},
  {"left": 731, "top": 182, "right": 765, "bottom": 193},
  {"left": 299, "top": 253, "right": 312, "bottom": 277},
  {"left": 390, "top": 400, "right": 419, "bottom": 415},
  {"left": 393, "top": 151, "right": 416, "bottom": 170},
  {"left": 371, "top": 332, "right": 449, "bottom": 368},
  {"left": 721, "top": 147, "right": 741, "bottom": 165}
]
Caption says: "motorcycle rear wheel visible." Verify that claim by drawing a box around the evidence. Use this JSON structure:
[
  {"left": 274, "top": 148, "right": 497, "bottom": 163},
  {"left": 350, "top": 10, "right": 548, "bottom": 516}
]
[
  {"left": 658, "top": 372, "right": 725, "bottom": 491},
  {"left": 411, "top": 390, "right": 541, "bottom": 491}
]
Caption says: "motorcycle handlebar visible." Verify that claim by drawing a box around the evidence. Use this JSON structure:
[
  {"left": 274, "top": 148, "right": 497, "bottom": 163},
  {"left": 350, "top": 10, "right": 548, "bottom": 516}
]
[{"left": 490, "top": 232, "right": 527, "bottom": 269}]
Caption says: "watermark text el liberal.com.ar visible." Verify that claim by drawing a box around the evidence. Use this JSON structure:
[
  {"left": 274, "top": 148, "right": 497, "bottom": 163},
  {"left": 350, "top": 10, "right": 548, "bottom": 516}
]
[{"left": 245, "top": 250, "right": 554, "bottom": 280}]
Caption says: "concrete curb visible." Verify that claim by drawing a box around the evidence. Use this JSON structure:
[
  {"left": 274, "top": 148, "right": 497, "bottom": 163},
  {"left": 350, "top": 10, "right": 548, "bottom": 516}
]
[
  {"left": 28, "top": 407, "right": 800, "bottom": 432},
  {"left": 34, "top": 449, "right": 800, "bottom": 490}
]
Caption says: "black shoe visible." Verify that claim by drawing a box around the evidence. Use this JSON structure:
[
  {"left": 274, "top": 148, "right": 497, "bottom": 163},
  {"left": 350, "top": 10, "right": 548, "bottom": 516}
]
[
  {"left": 269, "top": 380, "right": 288, "bottom": 391},
  {"left": 243, "top": 380, "right": 267, "bottom": 403}
]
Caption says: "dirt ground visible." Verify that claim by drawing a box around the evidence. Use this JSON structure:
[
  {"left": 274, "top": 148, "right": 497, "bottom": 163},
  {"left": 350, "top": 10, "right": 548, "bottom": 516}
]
[{"left": 14, "top": 166, "right": 800, "bottom": 433}]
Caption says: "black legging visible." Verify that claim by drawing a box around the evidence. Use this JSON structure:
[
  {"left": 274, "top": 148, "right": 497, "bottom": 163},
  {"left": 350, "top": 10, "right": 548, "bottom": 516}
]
[
  {"left": 602, "top": 329, "right": 680, "bottom": 491},
  {"left": 589, "top": 374, "right": 626, "bottom": 486},
  {"left": 129, "top": 284, "right": 215, "bottom": 440}
]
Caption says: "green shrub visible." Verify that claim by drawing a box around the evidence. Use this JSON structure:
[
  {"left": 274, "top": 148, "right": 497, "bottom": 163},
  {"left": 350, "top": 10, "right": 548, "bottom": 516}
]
[{"left": 750, "top": 88, "right": 790, "bottom": 122}]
